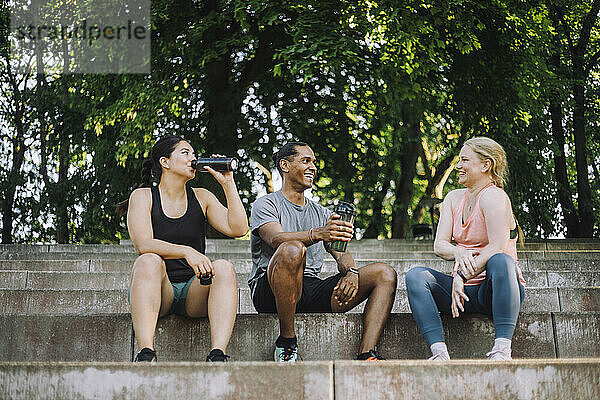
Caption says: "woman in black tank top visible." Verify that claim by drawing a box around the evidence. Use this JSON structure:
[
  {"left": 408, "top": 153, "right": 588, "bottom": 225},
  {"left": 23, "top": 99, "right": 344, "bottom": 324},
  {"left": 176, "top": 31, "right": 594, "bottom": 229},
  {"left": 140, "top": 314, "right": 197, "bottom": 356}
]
[{"left": 121, "top": 135, "right": 248, "bottom": 362}]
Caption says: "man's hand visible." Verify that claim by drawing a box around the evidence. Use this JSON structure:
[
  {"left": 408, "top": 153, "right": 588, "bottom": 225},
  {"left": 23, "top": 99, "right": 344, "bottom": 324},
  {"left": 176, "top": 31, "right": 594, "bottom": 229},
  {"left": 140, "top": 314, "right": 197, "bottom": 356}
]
[
  {"left": 184, "top": 248, "right": 214, "bottom": 278},
  {"left": 451, "top": 275, "right": 469, "bottom": 318},
  {"left": 333, "top": 272, "right": 359, "bottom": 306},
  {"left": 314, "top": 213, "right": 354, "bottom": 243}
]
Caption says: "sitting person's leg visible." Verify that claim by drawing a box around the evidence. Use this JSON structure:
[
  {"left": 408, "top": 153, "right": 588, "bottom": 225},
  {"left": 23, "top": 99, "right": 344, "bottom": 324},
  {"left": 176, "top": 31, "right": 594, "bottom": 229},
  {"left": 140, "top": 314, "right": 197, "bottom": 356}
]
[
  {"left": 267, "top": 241, "right": 306, "bottom": 338},
  {"left": 262, "top": 241, "right": 305, "bottom": 361},
  {"left": 476, "top": 253, "right": 525, "bottom": 360},
  {"left": 330, "top": 262, "right": 397, "bottom": 357},
  {"left": 185, "top": 259, "right": 238, "bottom": 359},
  {"left": 405, "top": 266, "right": 454, "bottom": 359},
  {"left": 129, "top": 253, "right": 174, "bottom": 359}
]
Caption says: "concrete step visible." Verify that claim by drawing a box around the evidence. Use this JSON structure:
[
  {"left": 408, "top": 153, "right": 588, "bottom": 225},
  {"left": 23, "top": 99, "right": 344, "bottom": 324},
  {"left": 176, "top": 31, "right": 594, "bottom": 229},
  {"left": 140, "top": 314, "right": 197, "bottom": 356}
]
[
  {"left": 333, "top": 359, "right": 600, "bottom": 399},
  {"left": 4, "top": 359, "right": 597, "bottom": 400},
  {"left": 0, "top": 361, "right": 334, "bottom": 400},
  {"left": 2, "top": 257, "right": 600, "bottom": 275},
  {"left": 1, "top": 286, "right": 599, "bottom": 315},
  {"left": 1, "top": 270, "right": 599, "bottom": 290},
  {"left": 1, "top": 313, "right": 599, "bottom": 362}
]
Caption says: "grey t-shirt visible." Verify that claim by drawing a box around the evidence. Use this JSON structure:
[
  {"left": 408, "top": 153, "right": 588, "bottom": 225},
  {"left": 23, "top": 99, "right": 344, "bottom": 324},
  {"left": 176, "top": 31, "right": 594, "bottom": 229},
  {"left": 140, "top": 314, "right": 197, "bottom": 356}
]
[{"left": 249, "top": 190, "right": 332, "bottom": 291}]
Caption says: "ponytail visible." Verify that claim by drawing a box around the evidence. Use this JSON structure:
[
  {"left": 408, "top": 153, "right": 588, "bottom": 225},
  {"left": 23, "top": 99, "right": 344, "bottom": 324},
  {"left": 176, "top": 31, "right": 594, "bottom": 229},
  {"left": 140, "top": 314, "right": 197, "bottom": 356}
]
[
  {"left": 140, "top": 159, "right": 154, "bottom": 188},
  {"left": 115, "top": 158, "right": 158, "bottom": 217}
]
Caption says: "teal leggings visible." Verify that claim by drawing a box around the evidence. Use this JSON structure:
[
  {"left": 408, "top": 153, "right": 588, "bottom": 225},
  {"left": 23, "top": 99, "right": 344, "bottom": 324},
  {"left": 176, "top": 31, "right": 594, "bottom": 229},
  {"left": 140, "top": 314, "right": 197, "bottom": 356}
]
[{"left": 405, "top": 253, "right": 525, "bottom": 346}]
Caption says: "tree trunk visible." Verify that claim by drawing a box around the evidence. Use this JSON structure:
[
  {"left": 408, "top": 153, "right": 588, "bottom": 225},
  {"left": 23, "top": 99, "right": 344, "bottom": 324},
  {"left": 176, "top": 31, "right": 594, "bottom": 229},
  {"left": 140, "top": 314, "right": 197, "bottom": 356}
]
[
  {"left": 2, "top": 129, "right": 26, "bottom": 243},
  {"left": 56, "top": 129, "right": 70, "bottom": 243},
  {"left": 391, "top": 110, "right": 421, "bottom": 238},
  {"left": 363, "top": 179, "right": 390, "bottom": 238},
  {"left": 412, "top": 137, "right": 463, "bottom": 223},
  {"left": 56, "top": 40, "right": 71, "bottom": 243},
  {"left": 571, "top": 65, "right": 595, "bottom": 236},
  {"left": 549, "top": 36, "right": 579, "bottom": 237}
]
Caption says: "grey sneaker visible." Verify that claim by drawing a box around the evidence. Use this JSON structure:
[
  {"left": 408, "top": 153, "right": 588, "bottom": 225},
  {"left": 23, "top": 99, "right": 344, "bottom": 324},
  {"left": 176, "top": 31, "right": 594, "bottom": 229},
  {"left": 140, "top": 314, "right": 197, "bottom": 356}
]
[
  {"left": 486, "top": 347, "right": 512, "bottom": 360},
  {"left": 274, "top": 345, "right": 300, "bottom": 362}
]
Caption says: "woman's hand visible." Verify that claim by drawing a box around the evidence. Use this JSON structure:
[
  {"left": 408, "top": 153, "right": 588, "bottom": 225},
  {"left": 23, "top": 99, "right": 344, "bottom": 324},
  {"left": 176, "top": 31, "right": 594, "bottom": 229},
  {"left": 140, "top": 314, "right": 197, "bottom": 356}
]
[
  {"left": 451, "top": 275, "right": 469, "bottom": 318},
  {"left": 204, "top": 154, "right": 234, "bottom": 187},
  {"left": 184, "top": 248, "right": 214, "bottom": 278},
  {"left": 454, "top": 246, "right": 478, "bottom": 278}
]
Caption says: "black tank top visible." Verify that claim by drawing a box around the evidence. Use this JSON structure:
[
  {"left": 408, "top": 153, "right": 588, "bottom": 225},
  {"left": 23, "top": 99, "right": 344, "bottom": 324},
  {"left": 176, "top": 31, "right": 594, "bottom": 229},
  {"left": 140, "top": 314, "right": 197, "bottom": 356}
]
[{"left": 151, "top": 185, "right": 207, "bottom": 283}]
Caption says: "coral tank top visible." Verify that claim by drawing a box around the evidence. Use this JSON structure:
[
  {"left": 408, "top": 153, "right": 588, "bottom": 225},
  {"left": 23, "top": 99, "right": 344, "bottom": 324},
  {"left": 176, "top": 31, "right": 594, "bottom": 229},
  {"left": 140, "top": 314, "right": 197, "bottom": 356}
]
[{"left": 451, "top": 184, "right": 526, "bottom": 286}]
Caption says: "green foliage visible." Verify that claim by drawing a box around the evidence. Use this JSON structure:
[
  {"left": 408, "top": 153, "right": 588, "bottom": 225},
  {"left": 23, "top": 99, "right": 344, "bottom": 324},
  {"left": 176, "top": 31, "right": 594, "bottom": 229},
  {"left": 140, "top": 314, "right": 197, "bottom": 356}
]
[{"left": 0, "top": 0, "right": 599, "bottom": 242}]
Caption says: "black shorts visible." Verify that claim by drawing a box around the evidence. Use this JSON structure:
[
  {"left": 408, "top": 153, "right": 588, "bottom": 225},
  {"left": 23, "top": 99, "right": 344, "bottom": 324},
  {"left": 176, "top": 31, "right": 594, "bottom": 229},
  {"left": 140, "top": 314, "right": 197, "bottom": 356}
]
[{"left": 252, "top": 273, "right": 344, "bottom": 313}]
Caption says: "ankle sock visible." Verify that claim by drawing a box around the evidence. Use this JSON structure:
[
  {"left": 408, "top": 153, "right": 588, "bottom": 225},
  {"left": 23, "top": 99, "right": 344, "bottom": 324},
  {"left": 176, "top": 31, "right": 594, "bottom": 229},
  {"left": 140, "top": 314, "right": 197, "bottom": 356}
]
[
  {"left": 492, "top": 338, "right": 511, "bottom": 351},
  {"left": 276, "top": 335, "right": 297, "bottom": 348},
  {"left": 430, "top": 342, "right": 450, "bottom": 360}
]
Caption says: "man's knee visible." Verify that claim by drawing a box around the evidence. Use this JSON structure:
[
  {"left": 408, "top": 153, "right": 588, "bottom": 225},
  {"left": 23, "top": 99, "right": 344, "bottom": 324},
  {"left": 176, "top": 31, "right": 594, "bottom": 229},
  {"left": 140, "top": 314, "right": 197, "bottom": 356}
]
[
  {"left": 274, "top": 240, "right": 306, "bottom": 271},
  {"left": 372, "top": 263, "right": 397, "bottom": 287}
]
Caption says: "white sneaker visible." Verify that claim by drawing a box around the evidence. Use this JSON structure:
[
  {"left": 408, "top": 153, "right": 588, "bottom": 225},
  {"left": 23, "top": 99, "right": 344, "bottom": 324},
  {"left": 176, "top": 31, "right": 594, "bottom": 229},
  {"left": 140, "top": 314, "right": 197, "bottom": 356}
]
[
  {"left": 486, "top": 347, "right": 512, "bottom": 360},
  {"left": 428, "top": 352, "right": 450, "bottom": 361}
]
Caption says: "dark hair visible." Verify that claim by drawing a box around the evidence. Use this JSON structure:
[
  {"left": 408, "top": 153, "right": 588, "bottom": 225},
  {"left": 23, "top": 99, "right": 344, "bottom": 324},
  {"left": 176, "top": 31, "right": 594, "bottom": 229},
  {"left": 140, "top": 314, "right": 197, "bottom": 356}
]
[
  {"left": 115, "top": 135, "right": 186, "bottom": 216},
  {"left": 272, "top": 141, "right": 309, "bottom": 176}
]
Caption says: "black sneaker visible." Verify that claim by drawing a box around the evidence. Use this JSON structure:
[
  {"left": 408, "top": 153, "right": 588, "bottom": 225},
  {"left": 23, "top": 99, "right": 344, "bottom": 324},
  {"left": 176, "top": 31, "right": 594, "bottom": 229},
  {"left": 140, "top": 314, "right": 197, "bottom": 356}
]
[
  {"left": 135, "top": 347, "right": 157, "bottom": 362},
  {"left": 357, "top": 349, "right": 385, "bottom": 361},
  {"left": 206, "top": 348, "right": 230, "bottom": 362}
]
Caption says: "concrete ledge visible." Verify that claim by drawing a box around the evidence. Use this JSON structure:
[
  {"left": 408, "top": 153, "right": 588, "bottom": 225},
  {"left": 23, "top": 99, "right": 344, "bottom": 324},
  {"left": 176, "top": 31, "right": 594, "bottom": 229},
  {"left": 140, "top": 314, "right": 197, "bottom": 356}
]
[
  {"left": 4, "top": 257, "right": 600, "bottom": 275},
  {"left": 0, "top": 361, "right": 334, "bottom": 400},
  {"left": 239, "top": 287, "right": 563, "bottom": 314},
  {"left": 1, "top": 270, "right": 560, "bottom": 290},
  {"left": 548, "top": 271, "right": 600, "bottom": 287},
  {"left": 334, "top": 359, "right": 600, "bottom": 399},
  {"left": 0, "top": 271, "right": 26, "bottom": 289},
  {"left": 0, "top": 286, "right": 590, "bottom": 314},
  {"left": 0, "top": 260, "right": 90, "bottom": 271},
  {"left": 0, "top": 313, "right": 562, "bottom": 362},
  {"left": 554, "top": 312, "right": 600, "bottom": 357},
  {"left": 1, "top": 359, "right": 598, "bottom": 400},
  {"left": 153, "top": 313, "right": 556, "bottom": 361},
  {"left": 0, "top": 315, "right": 131, "bottom": 361},
  {"left": 0, "top": 289, "right": 128, "bottom": 314},
  {"left": 559, "top": 288, "right": 600, "bottom": 311}
]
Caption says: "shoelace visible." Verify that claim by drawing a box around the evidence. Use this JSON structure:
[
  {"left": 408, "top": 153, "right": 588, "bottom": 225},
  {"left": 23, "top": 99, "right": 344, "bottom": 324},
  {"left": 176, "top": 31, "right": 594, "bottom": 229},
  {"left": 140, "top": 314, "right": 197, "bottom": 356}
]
[
  {"left": 427, "top": 353, "right": 450, "bottom": 361},
  {"left": 486, "top": 349, "right": 511, "bottom": 360},
  {"left": 359, "top": 350, "right": 385, "bottom": 361},
  {"left": 280, "top": 347, "right": 297, "bottom": 361}
]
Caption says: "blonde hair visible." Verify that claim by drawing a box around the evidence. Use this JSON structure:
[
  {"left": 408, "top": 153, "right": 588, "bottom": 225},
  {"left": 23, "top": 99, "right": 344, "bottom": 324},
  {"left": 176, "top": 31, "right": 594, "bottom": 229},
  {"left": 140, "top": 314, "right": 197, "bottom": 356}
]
[{"left": 464, "top": 137, "right": 508, "bottom": 189}]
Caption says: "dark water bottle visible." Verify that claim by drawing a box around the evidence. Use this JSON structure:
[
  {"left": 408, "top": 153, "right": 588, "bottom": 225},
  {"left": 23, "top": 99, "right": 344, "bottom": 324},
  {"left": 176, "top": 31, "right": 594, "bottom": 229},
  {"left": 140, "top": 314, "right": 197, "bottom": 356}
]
[
  {"left": 329, "top": 201, "right": 357, "bottom": 252},
  {"left": 191, "top": 157, "right": 238, "bottom": 172},
  {"left": 199, "top": 274, "right": 212, "bottom": 285}
]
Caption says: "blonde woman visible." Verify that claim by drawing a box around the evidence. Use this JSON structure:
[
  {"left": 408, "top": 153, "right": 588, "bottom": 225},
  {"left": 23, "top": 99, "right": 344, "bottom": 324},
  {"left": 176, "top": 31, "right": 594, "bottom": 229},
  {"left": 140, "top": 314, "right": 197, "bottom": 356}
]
[{"left": 406, "top": 137, "right": 525, "bottom": 360}]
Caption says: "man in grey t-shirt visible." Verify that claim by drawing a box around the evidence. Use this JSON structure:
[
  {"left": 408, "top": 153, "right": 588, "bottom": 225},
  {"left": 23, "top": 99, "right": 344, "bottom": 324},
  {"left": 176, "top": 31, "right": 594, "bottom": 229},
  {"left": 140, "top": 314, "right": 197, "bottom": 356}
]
[{"left": 250, "top": 142, "right": 397, "bottom": 362}]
